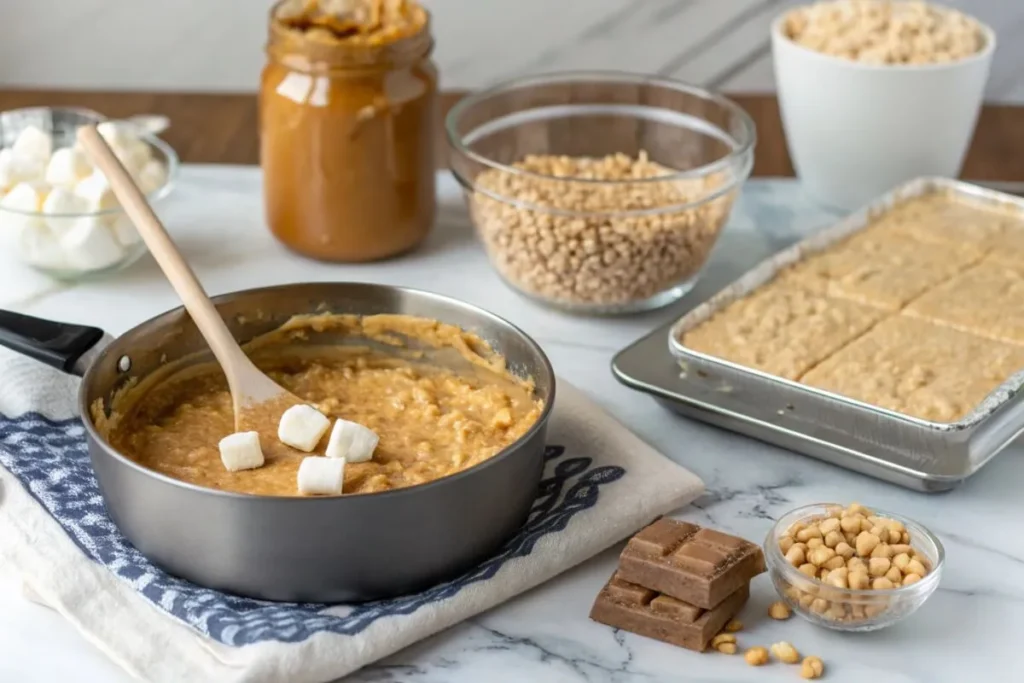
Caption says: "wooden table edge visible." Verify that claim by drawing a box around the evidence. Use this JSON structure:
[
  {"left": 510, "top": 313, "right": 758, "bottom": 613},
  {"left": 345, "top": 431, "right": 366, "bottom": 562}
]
[{"left": 0, "top": 89, "right": 1021, "bottom": 181}]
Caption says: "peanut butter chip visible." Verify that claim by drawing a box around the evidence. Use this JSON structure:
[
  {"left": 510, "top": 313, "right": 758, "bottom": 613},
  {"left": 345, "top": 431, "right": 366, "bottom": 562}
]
[
  {"left": 744, "top": 646, "right": 770, "bottom": 666},
  {"left": 778, "top": 503, "right": 933, "bottom": 624},
  {"left": 801, "top": 655, "right": 825, "bottom": 679}
]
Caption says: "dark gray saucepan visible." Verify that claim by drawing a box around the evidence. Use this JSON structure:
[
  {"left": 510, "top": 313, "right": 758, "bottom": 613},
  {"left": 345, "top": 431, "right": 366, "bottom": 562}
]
[{"left": 0, "top": 283, "right": 555, "bottom": 603}]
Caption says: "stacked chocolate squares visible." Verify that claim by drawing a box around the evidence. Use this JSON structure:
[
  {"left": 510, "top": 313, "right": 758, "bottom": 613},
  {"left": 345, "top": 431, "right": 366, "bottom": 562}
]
[{"left": 590, "top": 518, "right": 766, "bottom": 651}]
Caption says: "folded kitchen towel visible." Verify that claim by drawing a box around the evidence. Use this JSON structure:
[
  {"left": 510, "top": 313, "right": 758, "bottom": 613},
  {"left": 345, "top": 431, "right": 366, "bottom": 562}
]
[{"left": 0, "top": 347, "right": 704, "bottom": 683}]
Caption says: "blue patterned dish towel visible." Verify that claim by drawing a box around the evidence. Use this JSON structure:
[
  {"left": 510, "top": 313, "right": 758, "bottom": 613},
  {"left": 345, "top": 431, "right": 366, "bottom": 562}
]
[{"left": 0, "top": 349, "right": 704, "bottom": 683}]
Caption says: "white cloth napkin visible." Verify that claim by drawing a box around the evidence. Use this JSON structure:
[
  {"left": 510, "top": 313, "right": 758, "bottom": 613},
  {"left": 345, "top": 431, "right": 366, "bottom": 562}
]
[{"left": 0, "top": 348, "right": 704, "bottom": 683}]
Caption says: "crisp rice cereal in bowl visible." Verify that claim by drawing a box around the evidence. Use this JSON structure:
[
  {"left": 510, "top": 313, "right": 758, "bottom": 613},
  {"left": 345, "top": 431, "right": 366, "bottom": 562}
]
[
  {"left": 446, "top": 72, "right": 755, "bottom": 315},
  {"left": 470, "top": 152, "right": 735, "bottom": 311},
  {"left": 783, "top": 0, "right": 985, "bottom": 65}
]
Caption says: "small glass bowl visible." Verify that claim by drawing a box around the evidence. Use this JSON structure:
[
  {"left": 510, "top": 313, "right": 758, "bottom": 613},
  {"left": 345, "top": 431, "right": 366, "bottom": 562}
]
[
  {"left": 446, "top": 71, "right": 755, "bottom": 315},
  {"left": 0, "top": 106, "right": 179, "bottom": 281},
  {"left": 765, "top": 504, "right": 944, "bottom": 632}
]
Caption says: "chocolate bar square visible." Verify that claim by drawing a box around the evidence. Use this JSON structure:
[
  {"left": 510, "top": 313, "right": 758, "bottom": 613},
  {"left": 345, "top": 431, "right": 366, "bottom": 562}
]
[
  {"left": 589, "top": 571, "right": 749, "bottom": 652},
  {"left": 616, "top": 518, "right": 765, "bottom": 609}
]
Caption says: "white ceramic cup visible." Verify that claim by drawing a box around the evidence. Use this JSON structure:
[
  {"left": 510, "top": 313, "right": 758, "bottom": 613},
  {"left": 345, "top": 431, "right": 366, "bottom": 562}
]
[{"left": 771, "top": 12, "right": 996, "bottom": 211}]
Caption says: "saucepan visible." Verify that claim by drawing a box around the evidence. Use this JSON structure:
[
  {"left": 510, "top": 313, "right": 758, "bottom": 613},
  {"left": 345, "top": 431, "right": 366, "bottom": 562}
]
[{"left": 0, "top": 282, "right": 556, "bottom": 602}]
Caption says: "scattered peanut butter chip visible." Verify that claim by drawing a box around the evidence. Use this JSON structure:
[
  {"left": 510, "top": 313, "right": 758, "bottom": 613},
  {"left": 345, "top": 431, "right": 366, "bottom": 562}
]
[
  {"left": 801, "top": 655, "right": 825, "bottom": 679},
  {"left": 744, "top": 646, "right": 770, "bottom": 666}
]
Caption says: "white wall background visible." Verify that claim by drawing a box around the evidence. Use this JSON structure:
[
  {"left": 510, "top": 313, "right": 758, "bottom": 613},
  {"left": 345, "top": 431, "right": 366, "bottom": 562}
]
[{"left": 1, "top": 0, "right": 1022, "bottom": 101}]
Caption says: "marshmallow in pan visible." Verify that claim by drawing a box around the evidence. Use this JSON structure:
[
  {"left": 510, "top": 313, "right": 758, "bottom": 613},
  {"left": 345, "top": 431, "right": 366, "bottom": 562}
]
[
  {"left": 297, "top": 456, "right": 345, "bottom": 495},
  {"left": 219, "top": 431, "right": 265, "bottom": 472},
  {"left": 326, "top": 419, "right": 379, "bottom": 463},
  {"left": 11, "top": 126, "right": 53, "bottom": 163},
  {"left": 45, "top": 147, "right": 93, "bottom": 187},
  {"left": 59, "top": 217, "right": 124, "bottom": 271},
  {"left": 278, "top": 404, "right": 331, "bottom": 452}
]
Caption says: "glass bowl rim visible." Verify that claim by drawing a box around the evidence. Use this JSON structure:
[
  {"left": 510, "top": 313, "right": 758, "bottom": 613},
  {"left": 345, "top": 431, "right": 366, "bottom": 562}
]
[
  {"left": 0, "top": 122, "right": 179, "bottom": 219},
  {"left": 765, "top": 502, "right": 945, "bottom": 598},
  {"left": 0, "top": 105, "right": 107, "bottom": 123},
  {"left": 445, "top": 69, "right": 757, "bottom": 187}
]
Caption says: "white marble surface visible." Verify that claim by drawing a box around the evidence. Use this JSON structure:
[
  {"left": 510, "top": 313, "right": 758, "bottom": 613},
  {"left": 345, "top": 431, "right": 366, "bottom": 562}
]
[
  {"left": 0, "top": 167, "right": 1021, "bottom": 682},
  {"left": 2, "top": 0, "right": 1024, "bottom": 102}
]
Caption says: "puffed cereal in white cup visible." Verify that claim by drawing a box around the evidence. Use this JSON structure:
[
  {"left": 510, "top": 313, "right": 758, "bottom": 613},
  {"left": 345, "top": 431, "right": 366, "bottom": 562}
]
[{"left": 771, "top": 1, "right": 996, "bottom": 211}]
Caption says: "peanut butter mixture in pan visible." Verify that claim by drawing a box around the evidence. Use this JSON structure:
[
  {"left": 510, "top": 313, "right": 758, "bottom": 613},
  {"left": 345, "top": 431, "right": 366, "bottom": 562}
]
[{"left": 95, "top": 315, "right": 543, "bottom": 496}]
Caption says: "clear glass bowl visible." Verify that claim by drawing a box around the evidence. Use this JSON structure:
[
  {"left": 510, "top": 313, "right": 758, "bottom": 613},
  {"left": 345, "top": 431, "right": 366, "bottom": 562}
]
[
  {"left": 446, "top": 71, "right": 755, "bottom": 315},
  {"left": 0, "top": 106, "right": 179, "bottom": 281},
  {"left": 766, "top": 503, "right": 944, "bottom": 632}
]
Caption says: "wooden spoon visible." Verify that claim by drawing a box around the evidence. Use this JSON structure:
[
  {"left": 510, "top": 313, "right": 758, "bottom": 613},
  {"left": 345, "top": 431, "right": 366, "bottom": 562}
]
[{"left": 76, "top": 124, "right": 302, "bottom": 431}]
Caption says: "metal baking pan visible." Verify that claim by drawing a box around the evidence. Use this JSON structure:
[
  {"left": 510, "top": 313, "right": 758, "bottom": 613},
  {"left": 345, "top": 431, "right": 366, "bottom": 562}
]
[{"left": 613, "top": 177, "right": 1024, "bottom": 492}]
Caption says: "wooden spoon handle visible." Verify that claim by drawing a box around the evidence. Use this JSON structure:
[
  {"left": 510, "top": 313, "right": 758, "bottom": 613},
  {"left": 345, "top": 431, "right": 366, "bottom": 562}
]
[{"left": 76, "top": 125, "right": 250, "bottom": 387}]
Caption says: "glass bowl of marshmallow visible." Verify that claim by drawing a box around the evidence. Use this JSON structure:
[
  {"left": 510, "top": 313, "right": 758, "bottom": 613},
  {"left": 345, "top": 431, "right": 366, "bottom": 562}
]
[{"left": 0, "top": 107, "right": 178, "bottom": 280}]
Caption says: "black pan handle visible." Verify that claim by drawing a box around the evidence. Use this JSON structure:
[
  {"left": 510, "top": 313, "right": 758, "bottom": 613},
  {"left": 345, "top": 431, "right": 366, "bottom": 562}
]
[{"left": 0, "top": 310, "right": 106, "bottom": 375}]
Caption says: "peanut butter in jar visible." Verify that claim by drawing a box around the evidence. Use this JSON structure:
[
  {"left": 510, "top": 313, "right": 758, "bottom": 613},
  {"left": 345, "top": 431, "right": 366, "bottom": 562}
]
[{"left": 260, "top": 0, "right": 438, "bottom": 262}]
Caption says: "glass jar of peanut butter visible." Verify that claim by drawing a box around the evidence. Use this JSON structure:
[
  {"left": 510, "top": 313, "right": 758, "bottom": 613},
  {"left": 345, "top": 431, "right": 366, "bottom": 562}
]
[{"left": 261, "top": 0, "right": 437, "bottom": 262}]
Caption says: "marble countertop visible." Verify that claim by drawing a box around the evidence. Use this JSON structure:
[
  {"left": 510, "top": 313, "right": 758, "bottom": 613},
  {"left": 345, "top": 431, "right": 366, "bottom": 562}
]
[{"left": 1, "top": 168, "right": 1020, "bottom": 682}]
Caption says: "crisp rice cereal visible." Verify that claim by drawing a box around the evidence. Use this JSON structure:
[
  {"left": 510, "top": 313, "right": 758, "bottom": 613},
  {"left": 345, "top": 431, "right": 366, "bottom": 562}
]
[{"left": 783, "top": 0, "right": 984, "bottom": 65}]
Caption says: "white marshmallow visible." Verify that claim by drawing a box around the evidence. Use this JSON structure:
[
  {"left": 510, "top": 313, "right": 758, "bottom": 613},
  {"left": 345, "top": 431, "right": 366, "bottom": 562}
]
[
  {"left": 0, "top": 181, "right": 50, "bottom": 213},
  {"left": 97, "top": 121, "right": 151, "bottom": 176},
  {"left": 277, "top": 404, "right": 331, "bottom": 452},
  {"left": 297, "top": 456, "right": 345, "bottom": 495},
  {"left": 0, "top": 149, "right": 46, "bottom": 190},
  {"left": 45, "top": 147, "right": 93, "bottom": 187},
  {"left": 42, "top": 185, "right": 88, "bottom": 215},
  {"left": 11, "top": 125, "right": 53, "bottom": 162},
  {"left": 129, "top": 138, "right": 152, "bottom": 165},
  {"left": 326, "top": 419, "right": 378, "bottom": 463},
  {"left": 109, "top": 213, "right": 142, "bottom": 247},
  {"left": 114, "top": 141, "right": 151, "bottom": 177},
  {"left": 17, "top": 223, "right": 66, "bottom": 270},
  {"left": 0, "top": 182, "right": 49, "bottom": 253},
  {"left": 218, "top": 431, "right": 265, "bottom": 472},
  {"left": 137, "top": 159, "right": 168, "bottom": 195},
  {"left": 42, "top": 187, "right": 89, "bottom": 237},
  {"left": 96, "top": 120, "right": 130, "bottom": 147},
  {"left": 59, "top": 218, "right": 124, "bottom": 271},
  {"left": 74, "top": 172, "right": 118, "bottom": 212}
]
